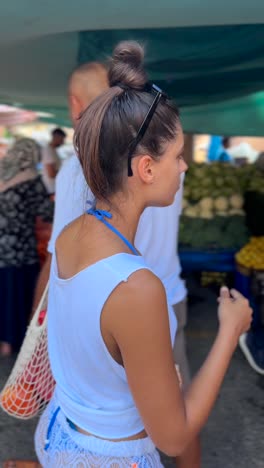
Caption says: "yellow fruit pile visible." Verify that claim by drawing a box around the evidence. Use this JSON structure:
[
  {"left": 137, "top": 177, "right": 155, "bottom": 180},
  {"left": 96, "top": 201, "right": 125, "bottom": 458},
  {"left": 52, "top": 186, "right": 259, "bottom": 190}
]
[{"left": 236, "top": 237, "right": 264, "bottom": 270}]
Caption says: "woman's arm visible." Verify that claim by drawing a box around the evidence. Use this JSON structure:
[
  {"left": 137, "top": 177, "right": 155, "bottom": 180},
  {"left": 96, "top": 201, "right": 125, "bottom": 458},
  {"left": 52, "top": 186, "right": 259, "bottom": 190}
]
[{"left": 103, "top": 270, "right": 252, "bottom": 456}]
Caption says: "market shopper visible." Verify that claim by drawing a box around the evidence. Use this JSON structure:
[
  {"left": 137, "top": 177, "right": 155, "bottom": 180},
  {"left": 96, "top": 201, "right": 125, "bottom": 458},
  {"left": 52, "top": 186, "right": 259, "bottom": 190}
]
[
  {"left": 32, "top": 40, "right": 252, "bottom": 467},
  {"left": 41, "top": 127, "right": 66, "bottom": 194},
  {"left": 33, "top": 43, "right": 251, "bottom": 467},
  {"left": 207, "top": 136, "right": 232, "bottom": 163},
  {"left": 218, "top": 137, "right": 232, "bottom": 162},
  {"left": 0, "top": 138, "right": 53, "bottom": 356},
  {"left": 2, "top": 42, "right": 253, "bottom": 467},
  {"left": 31, "top": 61, "right": 201, "bottom": 467}
]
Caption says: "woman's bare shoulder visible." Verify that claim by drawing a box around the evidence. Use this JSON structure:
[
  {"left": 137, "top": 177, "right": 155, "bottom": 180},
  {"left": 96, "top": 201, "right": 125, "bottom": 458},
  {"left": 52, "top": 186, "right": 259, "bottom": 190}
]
[
  {"left": 56, "top": 215, "right": 84, "bottom": 245},
  {"left": 103, "top": 267, "right": 169, "bottom": 335}
]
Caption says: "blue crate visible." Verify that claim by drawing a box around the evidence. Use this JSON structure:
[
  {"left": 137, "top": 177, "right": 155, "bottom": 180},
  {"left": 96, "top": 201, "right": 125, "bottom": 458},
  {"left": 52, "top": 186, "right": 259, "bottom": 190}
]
[
  {"left": 179, "top": 249, "right": 236, "bottom": 272},
  {"left": 235, "top": 268, "right": 251, "bottom": 297}
]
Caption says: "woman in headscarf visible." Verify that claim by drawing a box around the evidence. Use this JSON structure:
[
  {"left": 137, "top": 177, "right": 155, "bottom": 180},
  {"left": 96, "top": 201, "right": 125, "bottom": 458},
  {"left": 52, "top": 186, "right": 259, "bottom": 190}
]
[{"left": 0, "top": 138, "right": 54, "bottom": 356}]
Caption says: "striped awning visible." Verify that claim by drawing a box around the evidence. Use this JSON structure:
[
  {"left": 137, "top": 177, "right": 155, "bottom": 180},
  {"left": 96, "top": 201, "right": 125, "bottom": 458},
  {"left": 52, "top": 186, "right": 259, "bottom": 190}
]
[{"left": 0, "top": 105, "right": 37, "bottom": 126}]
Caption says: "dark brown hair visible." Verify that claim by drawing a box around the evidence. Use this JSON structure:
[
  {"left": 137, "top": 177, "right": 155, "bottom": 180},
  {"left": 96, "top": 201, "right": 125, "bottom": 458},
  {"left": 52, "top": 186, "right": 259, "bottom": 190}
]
[
  {"left": 74, "top": 41, "right": 180, "bottom": 201},
  {"left": 52, "top": 127, "right": 66, "bottom": 138}
]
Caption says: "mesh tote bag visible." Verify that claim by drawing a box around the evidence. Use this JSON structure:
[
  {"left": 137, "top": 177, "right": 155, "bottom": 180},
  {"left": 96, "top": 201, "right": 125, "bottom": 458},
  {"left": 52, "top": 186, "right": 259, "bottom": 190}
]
[{"left": 0, "top": 282, "right": 55, "bottom": 419}]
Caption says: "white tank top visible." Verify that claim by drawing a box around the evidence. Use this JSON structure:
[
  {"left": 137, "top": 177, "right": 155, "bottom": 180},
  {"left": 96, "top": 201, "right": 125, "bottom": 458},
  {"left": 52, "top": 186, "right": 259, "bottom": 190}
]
[{"left": 48, "top": 252, "right": 177, "bottom": 439}]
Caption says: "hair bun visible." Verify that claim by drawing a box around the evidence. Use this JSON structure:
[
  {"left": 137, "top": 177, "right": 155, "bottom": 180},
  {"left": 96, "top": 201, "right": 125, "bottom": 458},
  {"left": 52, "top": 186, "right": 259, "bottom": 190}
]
[
  {"left": 113, "top": 41, "right": 144, "bottom": 69},
  {"left": 108, "top": 41, "right": 147, "bottom": 90}
]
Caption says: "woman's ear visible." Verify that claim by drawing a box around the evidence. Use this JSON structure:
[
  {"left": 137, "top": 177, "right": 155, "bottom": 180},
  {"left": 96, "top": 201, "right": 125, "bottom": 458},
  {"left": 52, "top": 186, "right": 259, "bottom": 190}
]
[{"left": 136, "top": 155, "right": 156, "bottom": 184}]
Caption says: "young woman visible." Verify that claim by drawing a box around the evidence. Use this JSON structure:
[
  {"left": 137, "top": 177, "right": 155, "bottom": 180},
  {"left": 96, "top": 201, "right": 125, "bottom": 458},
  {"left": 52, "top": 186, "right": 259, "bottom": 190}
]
[{"left": 35, "top": 41, "right": 252, "bottom": 467}]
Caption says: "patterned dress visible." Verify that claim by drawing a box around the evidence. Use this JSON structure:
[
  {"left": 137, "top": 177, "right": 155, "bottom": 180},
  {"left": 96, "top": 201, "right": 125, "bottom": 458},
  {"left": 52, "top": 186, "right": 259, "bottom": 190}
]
[{"left": 0, "top": 176, "right": 53, "bottom": 350}]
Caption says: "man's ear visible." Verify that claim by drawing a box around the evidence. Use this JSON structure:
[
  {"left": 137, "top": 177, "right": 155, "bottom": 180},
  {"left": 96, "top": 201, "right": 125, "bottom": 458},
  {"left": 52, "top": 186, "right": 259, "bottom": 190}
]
[
  {"left": 136, "top": 155, "right": 156, "bottom": 184},
  {"left": 68, "top": 94, "right": 83, "bottom": 125}
]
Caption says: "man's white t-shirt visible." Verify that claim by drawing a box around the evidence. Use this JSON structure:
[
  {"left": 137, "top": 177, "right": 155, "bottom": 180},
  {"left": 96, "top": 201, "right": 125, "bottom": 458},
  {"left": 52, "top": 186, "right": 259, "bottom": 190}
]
[
  {"left": 48, "top": 156, "right": 187, "bottom": 307},
  {"left": 41, "top": 144, "right": 62, "bottom": 194}
]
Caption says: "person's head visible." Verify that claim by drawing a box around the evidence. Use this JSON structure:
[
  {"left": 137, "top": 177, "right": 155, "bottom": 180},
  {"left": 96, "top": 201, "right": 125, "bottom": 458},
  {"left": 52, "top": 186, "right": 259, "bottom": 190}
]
[
  {"left": 222, "top": 137, "right": 231, "bottom": 149},
  {"left": 74, "top": 41, "right": 187, "bottom": 210},
  {"left": 51, "top": 128, "right": 66, "bottom": 148},
  {"left": 68, "top": 62, "right": 109, "bottom": 124},
  {"left": 0, "top": 138, "right": 40, "bottom": 182}
]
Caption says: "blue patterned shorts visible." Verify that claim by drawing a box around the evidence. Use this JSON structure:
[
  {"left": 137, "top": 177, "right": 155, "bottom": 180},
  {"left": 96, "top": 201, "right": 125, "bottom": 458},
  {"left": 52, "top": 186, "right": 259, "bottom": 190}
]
[{"left": 35, "top": 396, "right": 164, "bottom": 467}]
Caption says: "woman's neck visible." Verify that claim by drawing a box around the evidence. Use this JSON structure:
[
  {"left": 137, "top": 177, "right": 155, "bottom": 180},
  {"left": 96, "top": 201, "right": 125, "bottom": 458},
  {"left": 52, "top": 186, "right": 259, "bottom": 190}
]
[{"left": 95, "top": 194, "right": 144, "bottom": 246}]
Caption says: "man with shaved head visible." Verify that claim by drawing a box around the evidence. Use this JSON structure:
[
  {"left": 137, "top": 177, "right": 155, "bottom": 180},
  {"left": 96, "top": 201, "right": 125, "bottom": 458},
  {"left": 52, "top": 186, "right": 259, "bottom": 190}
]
[
  {"left": 32, "top": 63, "right": 109, "bottom": 308},
  {"left": 7, "top": 61, "right": 200, "bottom": 468},
  {"left": 68, "top": 62, "right": 109, "bottom": 122}
]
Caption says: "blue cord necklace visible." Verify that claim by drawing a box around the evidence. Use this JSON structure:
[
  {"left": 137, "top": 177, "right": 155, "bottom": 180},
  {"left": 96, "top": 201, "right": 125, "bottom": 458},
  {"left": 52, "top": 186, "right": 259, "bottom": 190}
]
[{"left": 87, "top": 208, "right": 139, "bottom": 256}]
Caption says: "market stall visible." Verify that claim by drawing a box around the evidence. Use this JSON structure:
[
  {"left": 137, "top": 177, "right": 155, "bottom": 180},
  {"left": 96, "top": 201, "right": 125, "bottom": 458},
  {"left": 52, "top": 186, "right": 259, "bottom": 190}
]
[{"left": 179, "top": 161, "right": 263, "bottom": 277}]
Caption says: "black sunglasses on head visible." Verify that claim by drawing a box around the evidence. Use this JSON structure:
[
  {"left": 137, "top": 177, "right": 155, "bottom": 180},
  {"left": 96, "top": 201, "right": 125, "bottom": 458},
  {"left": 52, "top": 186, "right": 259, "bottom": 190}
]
[{"left": 127, "top": 83, "right": 167, "bottom": 177}]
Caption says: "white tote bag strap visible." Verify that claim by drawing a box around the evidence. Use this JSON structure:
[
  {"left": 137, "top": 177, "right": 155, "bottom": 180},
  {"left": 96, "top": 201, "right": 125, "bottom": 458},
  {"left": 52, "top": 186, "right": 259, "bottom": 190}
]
[{"left": 30, "top": 281, "right": 49, "bottom": 329}]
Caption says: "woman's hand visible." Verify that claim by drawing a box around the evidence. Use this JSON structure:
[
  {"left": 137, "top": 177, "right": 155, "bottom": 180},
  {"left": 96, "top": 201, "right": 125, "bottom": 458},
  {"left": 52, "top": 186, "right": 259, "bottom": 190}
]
[{"left": 218, "top": 286, "right": 253, "bottom": 341}]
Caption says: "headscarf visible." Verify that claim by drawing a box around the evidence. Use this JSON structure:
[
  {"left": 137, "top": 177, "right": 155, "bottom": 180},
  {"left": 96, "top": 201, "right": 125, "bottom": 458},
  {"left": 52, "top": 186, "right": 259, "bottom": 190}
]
[{"left": 0, "top": 138, "right": 40, "bottom": 192}]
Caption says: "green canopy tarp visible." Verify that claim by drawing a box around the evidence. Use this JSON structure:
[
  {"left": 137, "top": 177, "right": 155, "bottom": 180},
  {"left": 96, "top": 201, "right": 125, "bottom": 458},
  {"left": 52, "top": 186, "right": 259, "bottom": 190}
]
[
  {"left": 1, "top": 0, "right": 263, "bottom": 43},
  {"left": 182, "top": 91, "right": 264, "bottom": 136},
  {"left": 78, "top": 26, "right": 264, "bottom": 106},
  {"left": 0, "top": 1, "right": 264, "bottom": 135}
]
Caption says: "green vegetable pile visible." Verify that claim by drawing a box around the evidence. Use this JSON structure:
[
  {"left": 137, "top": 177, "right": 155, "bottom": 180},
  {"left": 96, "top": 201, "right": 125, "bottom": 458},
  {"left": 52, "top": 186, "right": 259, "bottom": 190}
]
[
  {"left": 179, "top": 215, "right": 249, "bottom": 250},
  {"left": 179, "top": 162, "right": 263, "bottom": 251}
]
